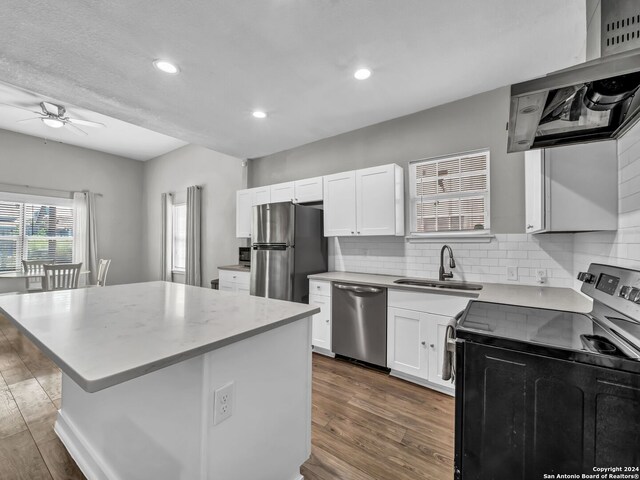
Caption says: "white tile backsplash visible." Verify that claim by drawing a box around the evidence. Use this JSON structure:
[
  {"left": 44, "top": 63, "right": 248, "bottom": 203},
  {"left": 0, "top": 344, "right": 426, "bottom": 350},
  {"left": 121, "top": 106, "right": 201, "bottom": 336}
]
[{"left": 328, "top": 233, "right": 575, "bottom": 288}]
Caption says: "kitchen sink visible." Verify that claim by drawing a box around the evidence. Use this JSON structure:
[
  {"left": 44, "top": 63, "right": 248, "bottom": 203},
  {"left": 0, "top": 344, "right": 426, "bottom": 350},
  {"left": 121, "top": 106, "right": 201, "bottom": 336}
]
[{"left": 393, "top": 278, "right": 483, "bottom": 291}]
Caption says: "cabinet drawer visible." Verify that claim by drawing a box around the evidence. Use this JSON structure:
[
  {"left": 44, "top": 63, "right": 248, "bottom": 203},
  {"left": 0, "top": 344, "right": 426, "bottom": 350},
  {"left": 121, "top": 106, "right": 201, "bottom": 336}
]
[
  {"left": 388, "top": 289, "right": 470, "bottom": 317},
  {"left": 219, "top": 269, "right": 251, "bottom": 285},
  {"left": 309, "top": 280, "right": 331, "bottom": 297}
]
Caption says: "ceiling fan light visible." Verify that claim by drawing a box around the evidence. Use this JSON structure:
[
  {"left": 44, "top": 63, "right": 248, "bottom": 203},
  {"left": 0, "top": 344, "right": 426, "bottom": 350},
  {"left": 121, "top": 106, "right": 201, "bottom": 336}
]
[
  {"left": 42, "top": 117, "right": 64, "bottom": 128},
  {"left": 153, "top": 59, "right": 180, "bottom": 74}
]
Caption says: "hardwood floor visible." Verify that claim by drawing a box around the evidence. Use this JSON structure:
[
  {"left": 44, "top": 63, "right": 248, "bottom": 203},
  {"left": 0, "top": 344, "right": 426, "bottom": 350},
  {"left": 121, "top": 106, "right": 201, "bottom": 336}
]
[
  {"left": 0, "top": 312, "right": 454, "bottom": 479},
  {"left": 0, "top": 314, "right": 84, "bottom": 480},
  {"left": 302, "top": 354, "right": 455, "bottom": 480}
]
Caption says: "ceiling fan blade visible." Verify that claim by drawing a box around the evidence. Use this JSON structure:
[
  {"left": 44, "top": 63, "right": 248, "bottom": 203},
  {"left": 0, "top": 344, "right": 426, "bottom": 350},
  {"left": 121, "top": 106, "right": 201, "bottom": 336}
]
[
  {"left": 65, "top": 122, "right": 88, "bottom": 136},
  {"left": 0, "top": 103, "right": 43, "bottom": 115},
  {"left": 16, "top": 117, "right": 41, "bottom": 123},
  {"left": 67, "top": 118, "right": 105, "bottom": 128}
]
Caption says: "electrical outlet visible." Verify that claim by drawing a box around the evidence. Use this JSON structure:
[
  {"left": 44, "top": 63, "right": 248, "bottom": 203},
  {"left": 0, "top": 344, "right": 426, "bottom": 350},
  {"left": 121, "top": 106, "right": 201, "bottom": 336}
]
[
  {"left": 213, "top": 381, "right": 234, "bottom": 425},
  {"left": 536, "top": 269, "right": 547, "bottom": 284},
  {"left": 506, "top": 266, "right": 518, "bottom": 281}
]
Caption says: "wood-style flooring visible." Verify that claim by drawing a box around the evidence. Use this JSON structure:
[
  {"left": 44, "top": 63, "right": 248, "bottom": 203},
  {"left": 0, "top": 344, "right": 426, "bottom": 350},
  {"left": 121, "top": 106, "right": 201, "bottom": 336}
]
[{"left": 0, "top": 312, "right": 454, "bottom": 480}]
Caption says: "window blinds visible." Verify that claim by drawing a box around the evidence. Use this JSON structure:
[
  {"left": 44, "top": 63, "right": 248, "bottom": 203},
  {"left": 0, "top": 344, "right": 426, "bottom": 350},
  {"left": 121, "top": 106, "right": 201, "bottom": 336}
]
[
  {"left": 0, "top": 201, "right": 74, "bottom": 272},
  {"left": 411, "top": 151, "right": 490, "bottom": 234}
]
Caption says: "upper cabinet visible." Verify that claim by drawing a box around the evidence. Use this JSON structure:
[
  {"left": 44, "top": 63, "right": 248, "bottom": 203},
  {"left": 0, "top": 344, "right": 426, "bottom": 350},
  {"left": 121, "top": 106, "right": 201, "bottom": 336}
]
[
  {"left": 525, "top": 141, "right": 617, "bottom": 233},
  {"left": 269, "top": 177, "right": 324, "bottom": 204},
  {"left": 236, "top": 166, "right": 404, "bottom": 238},
  {"left": 324, "top": 164, "right": 404, "bottom": 237},
  {"left": 235, "top": 187, "right": 272, "bottom": 238}
]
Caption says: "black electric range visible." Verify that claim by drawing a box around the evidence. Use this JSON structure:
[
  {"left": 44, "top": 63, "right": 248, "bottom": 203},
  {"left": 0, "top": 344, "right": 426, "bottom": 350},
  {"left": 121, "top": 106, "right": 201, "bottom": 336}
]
[{"left": 454, "top": 263, "right": 640, "bottom": 479}]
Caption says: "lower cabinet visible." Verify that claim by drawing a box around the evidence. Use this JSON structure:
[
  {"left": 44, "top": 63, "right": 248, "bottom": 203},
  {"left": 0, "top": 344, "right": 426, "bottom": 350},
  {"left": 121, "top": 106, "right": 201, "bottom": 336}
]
[
  {"left": 387, "top": 289, "right": 470, "bottom": 395},
  {"left": 309, "top": 280, "right": 333, "bottom": 355},
  {"left": 218, "top": 269, "right": 251, "bottom": 295}
]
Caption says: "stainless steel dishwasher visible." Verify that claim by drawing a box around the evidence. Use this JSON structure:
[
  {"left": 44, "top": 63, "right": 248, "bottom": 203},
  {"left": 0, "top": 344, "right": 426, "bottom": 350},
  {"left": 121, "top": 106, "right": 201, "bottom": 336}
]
[{"left": 331, "top": 283, "right": 387, "bottom": 368}]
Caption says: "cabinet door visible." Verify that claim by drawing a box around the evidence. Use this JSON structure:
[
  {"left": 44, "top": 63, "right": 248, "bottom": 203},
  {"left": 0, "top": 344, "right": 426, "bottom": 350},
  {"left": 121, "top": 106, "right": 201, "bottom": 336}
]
[
  {"left": 270, "top": 182, "right": 295, "bottom": 203},
  {"left": 294, "top": 176, "right": 324, "bottom": 203},
  {"left": 236, "top": 189, "right": 254, "bottom": 238},
  {"left": 426, "top": 313, "right": 454, "bottom": 390},
  {"left": 356, "top": 165, "right": 397, "bottom": 236},
  {"left": 252, "top": 187, "right": 271, "bottom": 206},
  {"left": 524, "top": 150, "right": 546, "bottom": 233},
  {"left": 387, "top": 307, "right": 427, "bottom": 379},
  {"left": 309, "top": 295, "right": 331, "bottom": 350},
  {"left": 323, "top": 171, "right": 357, "bottom": 236}
]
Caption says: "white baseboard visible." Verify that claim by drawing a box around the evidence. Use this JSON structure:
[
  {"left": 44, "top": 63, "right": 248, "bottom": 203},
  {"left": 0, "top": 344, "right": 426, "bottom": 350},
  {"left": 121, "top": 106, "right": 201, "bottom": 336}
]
[
  {"left": 312, "top": 346, "right": 335, "bottom": 357},
  {"left": 389, "top": 370, "right": 455, "bottom": 397},
  {"left": 55, "top": 411, "right": 115, "bottom": 480}
]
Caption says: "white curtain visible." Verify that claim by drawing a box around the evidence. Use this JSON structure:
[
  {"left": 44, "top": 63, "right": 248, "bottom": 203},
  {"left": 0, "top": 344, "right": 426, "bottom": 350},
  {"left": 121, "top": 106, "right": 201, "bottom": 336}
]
[
  {"left": 72, "top": 192, "right": 98, "bottom": 286},
  {"left": 160, "top": 193, "right": 173, "bottom": 281},
  {"left": 185, "top": 186, "right": 202, "bottom": 286}
]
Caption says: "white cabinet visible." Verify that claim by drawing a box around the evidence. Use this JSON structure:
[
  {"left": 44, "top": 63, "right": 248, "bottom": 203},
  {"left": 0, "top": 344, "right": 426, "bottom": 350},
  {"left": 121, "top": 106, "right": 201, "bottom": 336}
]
[
  {"left": 323, "top": 171, "right": 357, "bottom": 236},
  {"left": 294, "top": 176, "right": 323, "bottom": 203},
  {"left": 324, "top": 164, "right": 404, "bottom": 237},
  {"left": 525, "top": 141, "right": 618, "bottom": 233},
  {"left": 270, "top": 182, "right": 295, "bottom": 203},
  {"left": 218, "top": 269, "right": 251, "bottom": 295},
  {"left": 309, "top": 280, "right": 332, "bottom": 355},
  {"left": 269, "top": 177, "right": 324, "bottom": 204},
  {"left": 235, "top": 187, "right": 272, "bottom": 238},
  {"left": 387, "top": 307, "right": 428, "bottom": 378},
  {"left": 387, "top": 289, "right": 469, "bottom": 395},
  {"left": 236, "top": 189, "right": 254, "bottom": 238}
]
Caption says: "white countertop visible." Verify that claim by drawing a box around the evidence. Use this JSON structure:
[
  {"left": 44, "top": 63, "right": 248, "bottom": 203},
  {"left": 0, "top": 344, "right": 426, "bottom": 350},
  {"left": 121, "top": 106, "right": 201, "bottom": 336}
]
[
  {"left": 0, "top": 281, "right": 318, "bottom": 392},
  {"left": 308, "top": 271, "right": 592, "bottom": 312}
]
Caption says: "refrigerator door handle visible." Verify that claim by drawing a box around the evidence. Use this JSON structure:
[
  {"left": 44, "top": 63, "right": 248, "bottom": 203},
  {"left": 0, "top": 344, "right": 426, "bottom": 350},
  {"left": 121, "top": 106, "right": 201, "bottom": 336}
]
[
  {"left": 252, "top": 244, "right": 289, "bottom": 250},
  {"left": 334, "top": 283, "right": 383, "bottom": 294}
]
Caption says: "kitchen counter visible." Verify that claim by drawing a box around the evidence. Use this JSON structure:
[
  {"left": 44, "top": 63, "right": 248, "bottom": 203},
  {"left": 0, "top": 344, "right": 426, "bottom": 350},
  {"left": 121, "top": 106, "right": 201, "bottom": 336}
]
[
  {"left": 218, "top": 264, "right": 251, "bottom": 272},
  {"left": 308, "top": 271, "right": 592, "bottom": 312},
  {"left": 0, "top": 281, "right": 317, "bottom": 479}
]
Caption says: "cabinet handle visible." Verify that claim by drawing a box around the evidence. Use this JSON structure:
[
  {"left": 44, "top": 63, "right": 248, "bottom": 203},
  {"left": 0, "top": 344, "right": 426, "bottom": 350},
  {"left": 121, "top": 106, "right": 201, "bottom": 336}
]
[
  {"left": 526, "top": 224, "right": 534, "bottom": 229},
  {"left": 421, "top": 341, "right": 426, "bottom": 347},
  {"left": 351, "top": 231, "right": 355, "bottom": 234},
  {"left": 430, "top": 344, "right": 435, "bottom": 349},
  {"left": 325, "top": 319, "right": 329, "bottom": 323},
  {"left": 316, "top": 285, "right": 320, "bottom": 289},
  {"left": 357, "top": 231, "right": 361, "bottom": 234}
]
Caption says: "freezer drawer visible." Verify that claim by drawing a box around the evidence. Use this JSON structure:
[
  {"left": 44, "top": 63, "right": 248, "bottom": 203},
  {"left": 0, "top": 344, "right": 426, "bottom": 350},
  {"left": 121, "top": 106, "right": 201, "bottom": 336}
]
[
  {"left": 250, "top": 245, "right": 294, "bottom": 301},
  {"left": 331, "top": 283, "right": 387, "bottom": 367}
]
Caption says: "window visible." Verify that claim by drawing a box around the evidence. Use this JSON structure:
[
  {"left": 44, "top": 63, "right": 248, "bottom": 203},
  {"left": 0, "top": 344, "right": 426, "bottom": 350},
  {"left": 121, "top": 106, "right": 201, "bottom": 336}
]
[
  {"left": 172, "top": 203, "right": 187, "bottom": 272},
  {"left": 0, "top": 197, "right": 74, "bottom": 272},
  {"left": 410, "top": 150, "right": 490, "bottom": 235}
]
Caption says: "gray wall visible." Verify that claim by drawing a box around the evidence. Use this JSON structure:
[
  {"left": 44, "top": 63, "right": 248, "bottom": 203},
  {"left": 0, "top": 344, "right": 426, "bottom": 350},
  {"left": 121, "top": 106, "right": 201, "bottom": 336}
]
[
  {"left": 249, "top": 86, "right": 524, "bottom": 233},
  {"left": 0, "top": 129, "right": 145, "bottom": 287},
  {"left": 142, "top": 144, "right": 246, "bottom": 286}
]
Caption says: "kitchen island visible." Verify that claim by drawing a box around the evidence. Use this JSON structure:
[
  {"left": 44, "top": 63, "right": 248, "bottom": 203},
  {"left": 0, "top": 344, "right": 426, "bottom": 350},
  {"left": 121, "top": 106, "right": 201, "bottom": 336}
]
[{"left": 0, "top": 281, "right": 318, "bottom": 480}]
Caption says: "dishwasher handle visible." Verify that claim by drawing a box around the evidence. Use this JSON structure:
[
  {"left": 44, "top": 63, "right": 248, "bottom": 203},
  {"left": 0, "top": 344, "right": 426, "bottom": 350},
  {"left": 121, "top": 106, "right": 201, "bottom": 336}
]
[{"left": 334, "top": 283, "right": 384, "bottom": 294}]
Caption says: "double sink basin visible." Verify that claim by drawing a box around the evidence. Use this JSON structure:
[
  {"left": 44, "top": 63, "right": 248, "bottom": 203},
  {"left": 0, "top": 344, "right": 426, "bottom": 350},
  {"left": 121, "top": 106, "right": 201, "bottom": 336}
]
[{"left": 393, "top": 278, "right": 483, "bottom": 291}]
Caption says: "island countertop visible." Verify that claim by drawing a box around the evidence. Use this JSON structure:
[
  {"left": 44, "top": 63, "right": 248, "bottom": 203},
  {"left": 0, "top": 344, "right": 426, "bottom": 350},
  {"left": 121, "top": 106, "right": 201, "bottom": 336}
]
[{"left": 0, "top": 281, "right": 319, "bottom": 393}]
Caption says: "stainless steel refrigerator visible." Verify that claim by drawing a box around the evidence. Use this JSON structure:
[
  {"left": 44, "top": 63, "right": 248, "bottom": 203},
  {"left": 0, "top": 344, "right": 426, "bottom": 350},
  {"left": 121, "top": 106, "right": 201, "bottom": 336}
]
[{"left": 250, "top": 202, "right": 327, "bottom": 303}]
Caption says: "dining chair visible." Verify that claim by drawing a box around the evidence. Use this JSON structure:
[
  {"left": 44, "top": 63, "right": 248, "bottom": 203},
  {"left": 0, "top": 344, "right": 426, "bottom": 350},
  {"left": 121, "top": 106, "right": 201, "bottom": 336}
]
[
  {"left": 42, "top": 263, "right": 82, "bottom": 291},
  {"left": 22, "top": 260, "right": 46, "bottom": 292},
  {"left": 96, "top": 259, "right": 111, "bottom": 286}
]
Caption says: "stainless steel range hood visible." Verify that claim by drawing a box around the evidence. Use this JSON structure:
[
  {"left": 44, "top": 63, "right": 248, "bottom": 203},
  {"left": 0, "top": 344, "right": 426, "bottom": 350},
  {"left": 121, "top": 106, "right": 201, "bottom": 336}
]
[{"left": 507, "top": 1, "right": 640, "bottom": 153}]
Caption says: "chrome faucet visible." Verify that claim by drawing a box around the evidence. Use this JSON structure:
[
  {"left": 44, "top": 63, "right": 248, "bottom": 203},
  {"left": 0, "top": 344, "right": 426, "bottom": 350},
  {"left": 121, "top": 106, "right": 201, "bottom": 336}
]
[{"left": 439, "top": 245, "right": 456, "bottom": 281}]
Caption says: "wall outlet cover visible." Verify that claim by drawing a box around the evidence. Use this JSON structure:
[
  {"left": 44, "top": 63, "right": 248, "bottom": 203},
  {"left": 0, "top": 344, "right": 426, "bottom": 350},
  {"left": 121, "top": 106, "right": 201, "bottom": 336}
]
[
  {"left": 213, "top": 381, "right": 234, "bottom": 426},
  {"left": 506, "top": 266, "right": 518, "bottom": 281},
  {"left": 536, "top": 269, "right": 547, "bottom": 284}
]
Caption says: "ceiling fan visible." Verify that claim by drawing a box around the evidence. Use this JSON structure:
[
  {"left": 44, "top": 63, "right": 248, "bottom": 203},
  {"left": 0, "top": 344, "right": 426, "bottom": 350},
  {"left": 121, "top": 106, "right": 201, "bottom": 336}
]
[{"left": 1, "top": 101, "right": 105, "bottom": 135}]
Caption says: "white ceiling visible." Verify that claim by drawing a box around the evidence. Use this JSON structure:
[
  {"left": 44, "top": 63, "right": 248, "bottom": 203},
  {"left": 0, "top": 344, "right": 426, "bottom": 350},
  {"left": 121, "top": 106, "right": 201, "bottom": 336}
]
[
  {"left": 0, "top": 1, "right": 586, "bottom": 159},
  {"left": 0, "top": 82, "right": 187, "bottom": 161}
]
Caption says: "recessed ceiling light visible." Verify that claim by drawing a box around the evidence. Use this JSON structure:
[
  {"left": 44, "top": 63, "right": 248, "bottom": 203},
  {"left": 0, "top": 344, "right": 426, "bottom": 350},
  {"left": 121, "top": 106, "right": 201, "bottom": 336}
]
[
  {"left": 252, "top": 110, "right": 267, "bottom": 119},
  {"left": 153, "top": 59, "right": 180, "bottom": 74},
  {"left": 354, "top": 68, "right": 372, "bottom": 80},
  {"left": 42, "top": 118, "right": 64, "bottom": 128}
]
